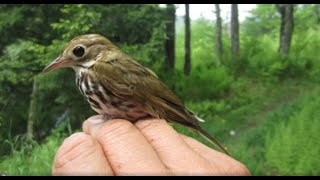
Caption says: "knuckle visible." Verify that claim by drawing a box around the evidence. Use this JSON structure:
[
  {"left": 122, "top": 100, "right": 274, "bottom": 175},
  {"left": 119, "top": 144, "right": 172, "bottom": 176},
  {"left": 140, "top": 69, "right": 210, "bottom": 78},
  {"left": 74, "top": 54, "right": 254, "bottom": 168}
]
[
  {"left": 135, "top": 119, "right": 169, "bottom": 141},
  {"left": 135, "top": 119, "right": 166, "bottom": 132},
  {"left": 96, "top": 119, "right": 136, "bottom": 143}
]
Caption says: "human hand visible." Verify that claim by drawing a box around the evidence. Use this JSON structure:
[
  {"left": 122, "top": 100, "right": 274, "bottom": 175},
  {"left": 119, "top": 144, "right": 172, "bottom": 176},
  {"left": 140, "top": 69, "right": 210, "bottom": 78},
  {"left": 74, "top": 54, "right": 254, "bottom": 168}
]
[{"left": 52, "top": 115, "right": 251, "bottom": 176}]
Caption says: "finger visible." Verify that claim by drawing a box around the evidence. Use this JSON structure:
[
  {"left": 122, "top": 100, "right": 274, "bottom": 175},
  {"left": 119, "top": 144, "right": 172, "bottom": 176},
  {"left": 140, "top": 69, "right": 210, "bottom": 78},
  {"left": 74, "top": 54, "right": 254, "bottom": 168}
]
[
  {"left": 82, "top": 116, "right": 168, "bottom": 175},
  {"left": 52, "top": 132, "right": 113, "bottom": 176},
  {"left": 180, "top": 134, "right": 230, "bottom": 173},
  {"left": 180, "top": 134, "right": 230, "bottom": 160},
  {"left": 181, "top": 134, "right": 251, "bottom": 176},
  {"left": 135, "top": 119, "right": 212, "bottom": 175}
]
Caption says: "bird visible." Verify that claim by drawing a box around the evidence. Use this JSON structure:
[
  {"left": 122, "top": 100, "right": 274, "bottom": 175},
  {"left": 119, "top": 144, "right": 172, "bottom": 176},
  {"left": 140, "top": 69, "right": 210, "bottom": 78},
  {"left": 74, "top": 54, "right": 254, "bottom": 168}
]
[{"left": 43, "top": 34, "right": 229, "bottom": 155}]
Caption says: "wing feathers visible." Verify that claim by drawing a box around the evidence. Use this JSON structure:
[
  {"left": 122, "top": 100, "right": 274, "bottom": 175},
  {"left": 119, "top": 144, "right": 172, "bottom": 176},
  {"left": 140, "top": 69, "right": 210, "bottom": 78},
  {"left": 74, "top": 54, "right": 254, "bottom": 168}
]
[{"left": 92, "top": 56, "right": 200, "bottom": 128}]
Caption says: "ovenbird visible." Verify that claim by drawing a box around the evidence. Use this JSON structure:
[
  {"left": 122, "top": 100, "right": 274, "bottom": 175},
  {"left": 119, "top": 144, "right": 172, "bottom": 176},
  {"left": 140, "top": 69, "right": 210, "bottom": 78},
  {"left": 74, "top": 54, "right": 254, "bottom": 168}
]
[{"left": 43, "top": 34, "right": 229, "bottom": 155}]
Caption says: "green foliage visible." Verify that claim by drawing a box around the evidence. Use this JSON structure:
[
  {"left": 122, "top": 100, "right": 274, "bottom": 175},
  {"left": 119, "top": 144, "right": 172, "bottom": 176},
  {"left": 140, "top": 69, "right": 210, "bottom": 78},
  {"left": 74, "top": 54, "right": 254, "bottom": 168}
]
[
  {"left": 0, "top": 133, "right": 64, "bottom": 176},
  {"left": 190, "top": 18, "right": 216, "bottom": 66},
  {"left": 118, "top": 18, "right": 167, "bottom": 67},
  {"left": 231, "top": 85, "right": 320, "bottom": 175},
  {"left": 295, "top": 5, "right": 320, "bottom": 32},
  {"left": 176, "top": 18, "right": 219, "bottom": 69},
  {"left": 237, "top": 27, "right": 320, "bottom": 81},
  {"left": 90, "top": 4, "right": 166, "bottom": 44},
  {"left": 51, "top": 5, "right": 101, "bottom": 40},
  {"left": 0, "top": 5, "right": 63, "bottom": 49},
  {"left": 242, "top": 4, "right": 279, "bottom": 37},
  {"left": 290, "top": 27, "right": 320, "bottom": 79},
  {"left": 0, "top": 40, "right": 45, "bottom": 153},
  {"left": 180, "top": 66, "right": 232, "bottom": 101},
  {"left": 155, "top": 65, "right": 233, "bottom": 102},
  {"left": 172, "top": 18, "right": 233, "bottom": 101},
  {"left": 264, "top": 93, "right": 320, "bottom": 175},
  {"left": 238, "top": 35, "right": 280, "bottom": 78},
  {"left": 238, "top": 4, "right": 320, "bottom": 82}
]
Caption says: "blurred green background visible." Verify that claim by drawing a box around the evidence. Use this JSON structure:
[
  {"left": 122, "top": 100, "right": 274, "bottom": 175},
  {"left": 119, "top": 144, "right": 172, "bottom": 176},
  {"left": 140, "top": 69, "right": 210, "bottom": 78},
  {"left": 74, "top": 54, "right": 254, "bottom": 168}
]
[{"left": 0, "top": 4, "right": 319, "bottom": 175}]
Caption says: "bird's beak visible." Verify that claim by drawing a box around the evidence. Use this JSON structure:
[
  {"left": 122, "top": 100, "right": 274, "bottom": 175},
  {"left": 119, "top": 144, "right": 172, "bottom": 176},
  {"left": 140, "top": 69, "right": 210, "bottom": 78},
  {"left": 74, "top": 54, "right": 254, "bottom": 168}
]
[{"left": 43, "top": 56, "right": 75, "bottom": 73}]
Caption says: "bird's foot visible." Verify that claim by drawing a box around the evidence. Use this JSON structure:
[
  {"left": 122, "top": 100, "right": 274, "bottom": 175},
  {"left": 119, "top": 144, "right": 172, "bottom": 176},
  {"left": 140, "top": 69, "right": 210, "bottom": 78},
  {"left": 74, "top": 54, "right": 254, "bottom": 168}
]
[{"left": 102, "top": 114, "right": 114, "bottom": 121}]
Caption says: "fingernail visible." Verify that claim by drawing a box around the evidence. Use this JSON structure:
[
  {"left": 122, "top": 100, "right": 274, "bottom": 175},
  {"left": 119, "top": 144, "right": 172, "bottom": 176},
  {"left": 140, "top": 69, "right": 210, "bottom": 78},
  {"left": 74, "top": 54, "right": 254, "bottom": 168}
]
[{"left": 88, "top": 116, "right": 105, "bottom": 125}]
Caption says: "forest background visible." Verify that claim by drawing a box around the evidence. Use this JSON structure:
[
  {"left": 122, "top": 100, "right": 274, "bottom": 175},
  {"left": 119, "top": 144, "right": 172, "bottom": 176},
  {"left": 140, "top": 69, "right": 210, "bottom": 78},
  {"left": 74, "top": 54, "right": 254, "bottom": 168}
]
[{"left": 0, "top": 4, "right": 319, "bottom": 175}]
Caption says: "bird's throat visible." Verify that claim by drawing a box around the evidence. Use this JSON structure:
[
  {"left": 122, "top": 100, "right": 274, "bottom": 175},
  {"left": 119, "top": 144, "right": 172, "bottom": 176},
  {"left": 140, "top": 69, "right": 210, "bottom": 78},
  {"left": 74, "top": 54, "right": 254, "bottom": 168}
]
[{"left": 72, "top": 60, "right": 96, "bottom": 73}]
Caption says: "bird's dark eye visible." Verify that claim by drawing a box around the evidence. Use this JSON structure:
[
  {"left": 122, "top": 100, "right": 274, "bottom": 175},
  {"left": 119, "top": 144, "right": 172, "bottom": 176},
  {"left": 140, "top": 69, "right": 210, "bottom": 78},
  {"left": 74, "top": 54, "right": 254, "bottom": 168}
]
[{"left": 73, "top": 46, "right": 85, "bottom": 57}]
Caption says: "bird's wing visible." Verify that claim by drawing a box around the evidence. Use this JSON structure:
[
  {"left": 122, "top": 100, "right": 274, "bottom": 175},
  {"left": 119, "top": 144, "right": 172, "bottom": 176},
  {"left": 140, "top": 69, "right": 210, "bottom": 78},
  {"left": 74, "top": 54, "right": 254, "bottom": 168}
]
[{"left": 92, "top": 57, "right": 199, "bottom": 127}]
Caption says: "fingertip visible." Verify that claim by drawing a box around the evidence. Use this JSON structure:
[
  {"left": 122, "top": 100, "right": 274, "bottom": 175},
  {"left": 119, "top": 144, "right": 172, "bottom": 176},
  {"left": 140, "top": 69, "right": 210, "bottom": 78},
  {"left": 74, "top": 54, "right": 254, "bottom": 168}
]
[
  {"left": 83, "top": 117, "right": 135, "bottom": 137},
  {"left": 52, "top": 132, "right": 113, "bottom": 175},
  {"left": 87, "top": 115, "right": 104, "bottom": 123},
  {"left": 53, "top": 133, "right": 95, "bottom": 170},
  {"left": 82, "top": 115, "right": 103, "bottom": 134},
  {"left": 58, "top": 133, "right": 89, "bottom": 152}
]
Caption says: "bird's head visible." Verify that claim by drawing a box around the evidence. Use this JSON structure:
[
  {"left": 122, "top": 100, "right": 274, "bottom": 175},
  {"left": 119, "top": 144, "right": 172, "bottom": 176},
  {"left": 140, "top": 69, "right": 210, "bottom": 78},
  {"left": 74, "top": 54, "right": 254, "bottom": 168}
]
[{"left": 43, "top": 34, "right": 116, "bottom": 72}]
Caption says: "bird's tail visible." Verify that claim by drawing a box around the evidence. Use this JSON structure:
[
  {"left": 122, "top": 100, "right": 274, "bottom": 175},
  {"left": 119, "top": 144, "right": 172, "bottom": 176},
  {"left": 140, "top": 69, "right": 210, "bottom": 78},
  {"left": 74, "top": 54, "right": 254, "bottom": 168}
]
[
  {"left": 192, "top": 127, "right": 230, "bottom": 156},
  {"left": 163, "top": 104, "right": 229, "bottom": 155},
  {"left": 195, "top": 115, "right": 205, "bottom": 122}
]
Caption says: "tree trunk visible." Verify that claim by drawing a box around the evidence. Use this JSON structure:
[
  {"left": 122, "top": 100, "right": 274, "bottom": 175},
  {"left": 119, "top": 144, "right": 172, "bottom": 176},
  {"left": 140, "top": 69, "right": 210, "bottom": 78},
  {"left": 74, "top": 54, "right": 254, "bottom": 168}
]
[
  {"left": 215, "top": 4, "right": 222, "bottom": 65},
  {"left": 27, "top": 77, "right": 37, "bottom": 141},
  {"left": 231, "top": 4, "right": 239, "bottom": 59},
  {"left": 184, "top": 4, "right": 191, "bottom": 76},
  {"left": 276, "top": 4, "right": 294, "bottom": 55},
  {"left": 165, "top": 4, "right": 176, "bottom": 71}
]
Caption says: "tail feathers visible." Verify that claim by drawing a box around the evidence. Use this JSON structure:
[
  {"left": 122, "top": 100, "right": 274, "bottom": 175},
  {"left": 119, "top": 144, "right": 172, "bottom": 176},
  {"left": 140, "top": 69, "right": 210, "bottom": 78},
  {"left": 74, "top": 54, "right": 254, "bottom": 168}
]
[
  {"left": 186, "top": 109, "right": 205, "bottom": 122},
  {"left": 195, "top": 116, "right": 205, "bottom": 122},
  {"left": 194, "top": 128, "right": 230, "bottom": 156}
]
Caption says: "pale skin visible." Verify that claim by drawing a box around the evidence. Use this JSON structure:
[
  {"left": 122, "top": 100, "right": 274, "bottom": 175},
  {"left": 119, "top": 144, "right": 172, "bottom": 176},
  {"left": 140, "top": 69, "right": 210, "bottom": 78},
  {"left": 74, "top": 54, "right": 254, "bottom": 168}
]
[{"left": 52, "top": 115, "right": 251, "bottom": 176}]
